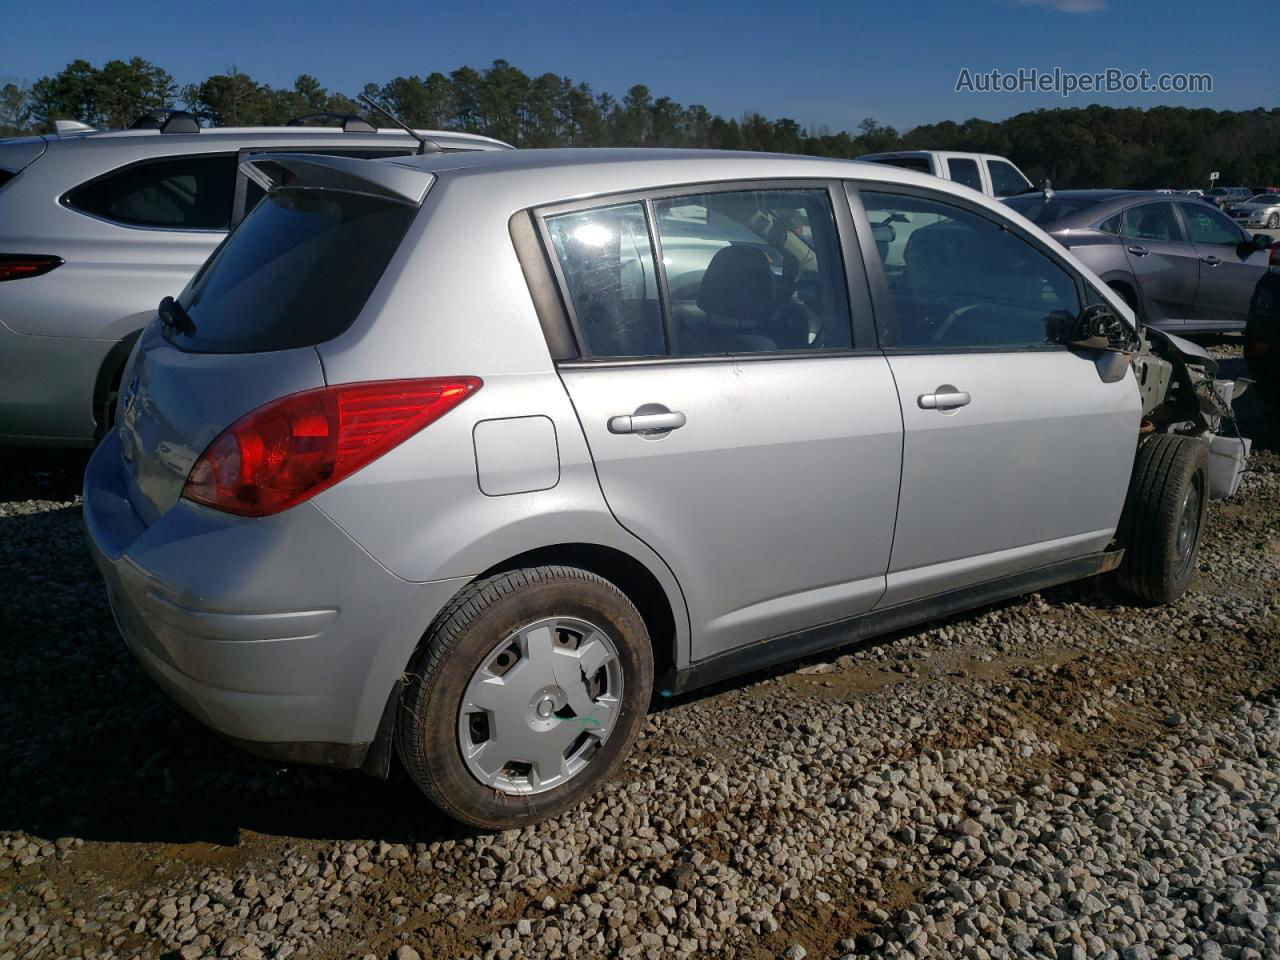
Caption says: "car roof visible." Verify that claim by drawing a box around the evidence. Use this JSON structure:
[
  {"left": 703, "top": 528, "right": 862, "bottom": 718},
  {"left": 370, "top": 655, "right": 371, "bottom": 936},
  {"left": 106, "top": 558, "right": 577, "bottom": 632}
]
[
  {"left": 374, "top": 147, "right": 1001, "bottom": 206},
  {"left": 385, "top": 146, "right": 958, "bottom": 184}
]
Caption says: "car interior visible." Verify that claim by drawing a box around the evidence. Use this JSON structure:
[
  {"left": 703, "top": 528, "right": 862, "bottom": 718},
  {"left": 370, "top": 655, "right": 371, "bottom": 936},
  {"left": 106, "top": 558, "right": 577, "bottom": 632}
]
[
  {"left": 548, "top": 190, "right": 851, "bottom": 357},
  {"left": 864, "top": 192, "right": 1079, "bottom": 348}
]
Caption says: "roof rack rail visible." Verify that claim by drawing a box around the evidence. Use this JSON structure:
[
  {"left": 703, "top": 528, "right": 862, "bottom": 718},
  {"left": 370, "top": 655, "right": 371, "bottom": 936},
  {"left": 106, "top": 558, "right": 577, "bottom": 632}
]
[
  {"left": 53, "top": 119, "right": 96, "bottom": 135},
  {"left": 286, "top": 112, "right": 377, "bottom": 133},
  {"left": 130, "top": 109, "right": 201, "bottom": 134}
]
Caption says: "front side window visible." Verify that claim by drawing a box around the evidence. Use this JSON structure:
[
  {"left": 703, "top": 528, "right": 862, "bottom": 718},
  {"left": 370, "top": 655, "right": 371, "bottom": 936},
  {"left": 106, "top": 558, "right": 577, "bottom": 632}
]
[
  {"left": 988, "top": 160, "right": 1031, "bottom": 198},
  {"left": 861, "top": 190, "right": 1081, "bottom": 350},
  {"left": 1179, "top": 203, "right": 1246, "bottom": 246},
  {"left": 1121, "top": 202, "right": 1184, "bottom": 243},
  {"left": 545, "top": 187, "right": 852, "bottom": 358},
  {"left": 66, "top": 154, "right": 237, "bottom": 229},
  {"left": 946, "top": 158, "right": 984, "bottom": 192}
]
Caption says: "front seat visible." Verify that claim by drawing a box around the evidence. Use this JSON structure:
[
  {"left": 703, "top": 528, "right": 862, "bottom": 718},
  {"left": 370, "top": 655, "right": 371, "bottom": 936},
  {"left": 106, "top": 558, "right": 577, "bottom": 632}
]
[{"left": 679, "top": 245, "right": 783, "bottom": 352}]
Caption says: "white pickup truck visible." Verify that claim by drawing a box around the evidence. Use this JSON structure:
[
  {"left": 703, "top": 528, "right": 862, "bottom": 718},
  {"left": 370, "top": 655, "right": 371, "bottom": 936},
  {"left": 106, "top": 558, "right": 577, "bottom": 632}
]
[{"left": 857, "top": 150, "right": 1034, "bottom": 198}]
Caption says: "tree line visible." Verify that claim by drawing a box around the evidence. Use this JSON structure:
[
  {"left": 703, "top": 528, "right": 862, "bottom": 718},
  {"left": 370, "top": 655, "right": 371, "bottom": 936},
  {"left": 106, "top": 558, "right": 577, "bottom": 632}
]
[{"left": 3, "top": 57, "right": 1278, "bottom": 189}]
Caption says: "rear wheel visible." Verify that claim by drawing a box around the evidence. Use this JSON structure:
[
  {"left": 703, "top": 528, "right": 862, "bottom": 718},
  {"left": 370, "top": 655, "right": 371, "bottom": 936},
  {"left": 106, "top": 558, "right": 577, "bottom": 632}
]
[
  {"left": 1268, "top": 212, "right": 1278, "bottom": 229},
  {"left": 396, "top": 566, "right": 653, "bottom": 829},
  {"left": 1114, "top": 434, "right": 1210, "bottom": 605}
]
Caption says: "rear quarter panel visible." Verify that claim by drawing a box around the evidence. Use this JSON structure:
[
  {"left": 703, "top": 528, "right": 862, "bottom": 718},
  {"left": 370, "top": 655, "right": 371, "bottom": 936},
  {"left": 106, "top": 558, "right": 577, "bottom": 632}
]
[{"left": 311, "top": 173, "right": 693, "bottom": 663}]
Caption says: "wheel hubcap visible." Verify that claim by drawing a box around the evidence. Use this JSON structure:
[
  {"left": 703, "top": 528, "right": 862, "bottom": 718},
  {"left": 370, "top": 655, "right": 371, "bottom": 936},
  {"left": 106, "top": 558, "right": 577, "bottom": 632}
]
[
  {"left": 1175, "top": 475, "right": 1203, "bottom": 576},
  {"left": 458, "top": 617, "right": 623, "bottom": 795}
]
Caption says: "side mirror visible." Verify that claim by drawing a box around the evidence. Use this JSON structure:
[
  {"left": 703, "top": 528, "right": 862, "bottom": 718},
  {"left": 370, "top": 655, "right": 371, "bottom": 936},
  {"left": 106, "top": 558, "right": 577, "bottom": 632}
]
[
  {"left": 1237, "top": 233, "right": 1272, "bottom": 259},
  {"left": 1049, "top": 304, "right": 1133, "bottom": 352}
]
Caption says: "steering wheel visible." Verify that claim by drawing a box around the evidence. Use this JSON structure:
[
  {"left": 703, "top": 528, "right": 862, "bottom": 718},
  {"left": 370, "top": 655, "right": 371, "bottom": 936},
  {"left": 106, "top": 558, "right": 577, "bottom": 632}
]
[{"left": 930, "top": 304, "right": 980, "bottom": 346}]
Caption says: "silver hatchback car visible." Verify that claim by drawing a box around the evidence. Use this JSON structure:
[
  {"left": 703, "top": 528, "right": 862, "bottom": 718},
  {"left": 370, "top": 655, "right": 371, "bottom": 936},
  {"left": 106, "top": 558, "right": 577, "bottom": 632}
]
[
  {"left": 84, "top": 148, "right": 1232, "bottom": 828},
  {"left": 0, "top": 112, "right": 509, "bottom": 446}
]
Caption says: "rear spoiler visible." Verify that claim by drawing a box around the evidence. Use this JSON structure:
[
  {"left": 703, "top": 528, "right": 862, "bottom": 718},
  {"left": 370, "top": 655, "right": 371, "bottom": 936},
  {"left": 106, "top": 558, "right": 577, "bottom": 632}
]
[
  {"left": 240, "top": 153, "right": 434, "bottom": 206},
  {"left": 0, "top": 137, "right": 49, "bottom": 175}
]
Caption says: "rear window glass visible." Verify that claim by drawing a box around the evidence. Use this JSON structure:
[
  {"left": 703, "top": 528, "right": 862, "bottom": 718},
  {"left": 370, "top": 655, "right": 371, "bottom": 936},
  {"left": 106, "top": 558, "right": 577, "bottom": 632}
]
[
  {"left": 1004, "top": 195, "right": 1102, "bottom": 226},
  {"left": 865, "top": 156, "right": 932, "bottom": 174},
  {"left": 946, "top": 158, "right": 983, "bottom": 192},
  {"left": 66, "top": 154, "right": 237, "bottom": 229},
  {"left": 171, "top": 188, "right": 416, "bottom": 353}
]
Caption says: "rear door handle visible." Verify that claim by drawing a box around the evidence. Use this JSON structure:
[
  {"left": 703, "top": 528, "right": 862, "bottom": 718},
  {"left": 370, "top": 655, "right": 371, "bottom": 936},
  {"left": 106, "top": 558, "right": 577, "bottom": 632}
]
[
  {"left": 1201, "top": 255, "right": 1222, "bottom": 266},
  {"left": 608, "top": 411, "right": 687, "bottom": 434},
  {"left": 1127, "top": 245, "right": 1150, "bottom": 257},
  {"left": 918, "top": 389, "right": 971, "bottom": 411}
]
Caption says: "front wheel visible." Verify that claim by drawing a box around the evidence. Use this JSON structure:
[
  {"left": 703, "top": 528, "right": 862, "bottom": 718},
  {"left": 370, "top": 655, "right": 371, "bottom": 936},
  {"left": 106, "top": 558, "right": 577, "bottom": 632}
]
[
  {"left": 396, "top": 566, "right": 653, "bottom": 829},
  {"left": 1113, "top": 434, "right": 1210, "bottom": 605},
  {"left": 1268, "top": 213, "right": 1279, "bottom": 229}
]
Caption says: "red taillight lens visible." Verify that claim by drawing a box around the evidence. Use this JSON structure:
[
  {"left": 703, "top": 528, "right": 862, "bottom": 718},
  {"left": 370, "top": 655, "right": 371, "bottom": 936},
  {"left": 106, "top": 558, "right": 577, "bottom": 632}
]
[
  {"left": 183, "top": 377, "right": 482, "bottom": 517},
  {"left": 0, "top": 254, "right": 64, "bottom": 282}
]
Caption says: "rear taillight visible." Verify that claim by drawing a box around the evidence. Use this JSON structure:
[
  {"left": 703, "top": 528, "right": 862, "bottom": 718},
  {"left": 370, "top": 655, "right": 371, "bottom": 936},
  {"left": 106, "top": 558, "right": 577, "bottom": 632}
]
[
  {"left": 0, "top": 255, "right": 64, "bottom": 283},
  {"left": 183, "top": 377, "right": 482, "bottom": 517}
]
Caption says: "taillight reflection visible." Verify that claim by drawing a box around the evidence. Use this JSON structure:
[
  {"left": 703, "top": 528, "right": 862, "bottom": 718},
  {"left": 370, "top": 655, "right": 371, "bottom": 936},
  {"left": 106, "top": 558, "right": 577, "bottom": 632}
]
[{"left": 0, "top": 255, "right": 64, "bottom": 282}]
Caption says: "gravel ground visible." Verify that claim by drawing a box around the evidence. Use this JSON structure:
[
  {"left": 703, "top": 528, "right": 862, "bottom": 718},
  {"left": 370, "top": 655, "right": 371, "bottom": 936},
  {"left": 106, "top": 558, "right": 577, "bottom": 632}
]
[{"left": 1, "top": 347, "right": 1277, "bottom": 960}]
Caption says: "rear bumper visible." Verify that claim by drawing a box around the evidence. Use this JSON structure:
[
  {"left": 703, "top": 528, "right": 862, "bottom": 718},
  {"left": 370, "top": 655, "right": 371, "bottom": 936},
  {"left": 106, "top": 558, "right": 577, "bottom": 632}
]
[{"left": 83, "top": 431, "right": 469, "bottom": 767}]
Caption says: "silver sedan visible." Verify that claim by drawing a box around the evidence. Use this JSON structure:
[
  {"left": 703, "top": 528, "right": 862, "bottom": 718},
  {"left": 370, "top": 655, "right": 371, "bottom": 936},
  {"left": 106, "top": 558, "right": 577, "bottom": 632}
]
[{"left": 1231, "top": 194, "right": 1280, "bottom": 229}]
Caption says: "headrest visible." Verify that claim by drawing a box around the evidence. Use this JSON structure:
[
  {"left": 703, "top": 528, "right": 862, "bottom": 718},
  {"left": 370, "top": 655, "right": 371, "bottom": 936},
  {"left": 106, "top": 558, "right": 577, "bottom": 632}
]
[{"left": 696, "top": 245, "right": 774, "bottom": 323}]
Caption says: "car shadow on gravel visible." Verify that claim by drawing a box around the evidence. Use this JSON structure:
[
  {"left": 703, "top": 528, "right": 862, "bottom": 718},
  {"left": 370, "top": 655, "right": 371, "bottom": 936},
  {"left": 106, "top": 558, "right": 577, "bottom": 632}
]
[{"left": 0, "top": 448, "right": 481, "bottom": 851}]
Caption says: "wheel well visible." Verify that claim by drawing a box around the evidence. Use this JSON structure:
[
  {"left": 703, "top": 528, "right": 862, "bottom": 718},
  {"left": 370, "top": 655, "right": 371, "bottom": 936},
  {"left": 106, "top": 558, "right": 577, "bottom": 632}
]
[
  {"left": 92, "top": 329, "right": 141, "bottom": 435},
  {"left": 479, "top": 544, "right": 679, "bottom": 677},
  {"left": 1106, "top": 278, "right": 1139, "bottom": 312}
]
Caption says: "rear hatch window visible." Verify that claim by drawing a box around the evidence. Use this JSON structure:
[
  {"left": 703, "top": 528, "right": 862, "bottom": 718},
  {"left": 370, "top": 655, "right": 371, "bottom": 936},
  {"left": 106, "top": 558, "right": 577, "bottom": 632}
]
[
  {"left": 171, "top": 187, "right": 416, "bottom": 353},
  {"left": 865, "top": 156, "right": 932, "bottom": 174}
]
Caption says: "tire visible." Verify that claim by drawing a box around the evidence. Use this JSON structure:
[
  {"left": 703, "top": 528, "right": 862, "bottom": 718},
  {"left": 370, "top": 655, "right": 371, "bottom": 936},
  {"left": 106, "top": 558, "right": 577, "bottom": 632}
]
[
  {"left": 396, "top": 565, "right": 653, "bottom": 829},
  {"left": 1268, "top": 213, "right": 1278, "bottom": 229},
  {"left": 1114, "top": 434, "right": 1210, "bottom": 605}
]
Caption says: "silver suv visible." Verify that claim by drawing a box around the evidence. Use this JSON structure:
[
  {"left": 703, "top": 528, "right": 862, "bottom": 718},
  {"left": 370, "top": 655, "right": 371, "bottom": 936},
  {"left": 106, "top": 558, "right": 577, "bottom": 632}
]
[
  {"left": 0, "top": 112, "right": 510, "bottom": 446},
  {"left": 83, "top": 148, "right": 1238, "bottom": 828}
]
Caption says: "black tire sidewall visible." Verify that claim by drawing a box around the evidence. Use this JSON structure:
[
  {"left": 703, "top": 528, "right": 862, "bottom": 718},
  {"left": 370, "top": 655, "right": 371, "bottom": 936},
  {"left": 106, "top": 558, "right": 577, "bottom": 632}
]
[
  {"left": 1116, "top": 435, "right": 1210, "bottom": 604},
  {"left": 398, "top": 569, "right": 653, "bottom": 829}
]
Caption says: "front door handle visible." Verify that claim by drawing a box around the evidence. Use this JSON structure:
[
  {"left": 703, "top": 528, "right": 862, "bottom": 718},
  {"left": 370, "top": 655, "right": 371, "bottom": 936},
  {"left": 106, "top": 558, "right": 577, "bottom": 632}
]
[
  {"left": 918, "top": 389, "right": 971, "bottom": 411},
  {"left": 1201, "top": 255, "right": 1222, "bottom": 266},
  {"left": 608, "top": 410, "right": 687, "bottom": 434},
  {"left": 1127, "top": 245, "right": 1150, "bottom": 257}
]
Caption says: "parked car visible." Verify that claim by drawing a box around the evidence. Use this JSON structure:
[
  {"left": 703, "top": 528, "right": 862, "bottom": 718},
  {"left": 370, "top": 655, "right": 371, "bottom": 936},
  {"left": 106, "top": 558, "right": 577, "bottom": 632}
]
[
  {"left": 1245, "top": 242, "right": 1280, "bottom": 403},
  {"left": 84, "top": 149, "right": 1239, "bottom": 828},
  {"left": 0, "top": 111, "right": 511, "bottom": 447},
  {"left": 1004, "top": 189, "right": 1273, "bottom": 332},
  {"left": 855, "top": 150, "right": 1033, "bottom": 198},
  {"left": 1204, "top": 186, "right": 1253, "bottom": 209},
  {"left": 1227, "top": 193, "right": 1280, "bottom": 229},
  {"left": 1182, "top": 189, "right": 1205, "bottom": 198}
]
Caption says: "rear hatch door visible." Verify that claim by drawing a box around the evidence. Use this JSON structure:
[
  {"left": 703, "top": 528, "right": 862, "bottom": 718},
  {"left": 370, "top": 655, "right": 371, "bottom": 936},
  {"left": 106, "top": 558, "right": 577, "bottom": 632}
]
[{"left": 117, "top": 154, "right": 431, "bottom": 523}]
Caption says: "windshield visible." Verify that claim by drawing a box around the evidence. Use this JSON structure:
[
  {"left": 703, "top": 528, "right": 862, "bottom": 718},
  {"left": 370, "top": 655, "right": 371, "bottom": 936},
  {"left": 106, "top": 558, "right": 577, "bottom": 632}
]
[{"left": 173, "top": 188, "right": 416, "bottom": 353}]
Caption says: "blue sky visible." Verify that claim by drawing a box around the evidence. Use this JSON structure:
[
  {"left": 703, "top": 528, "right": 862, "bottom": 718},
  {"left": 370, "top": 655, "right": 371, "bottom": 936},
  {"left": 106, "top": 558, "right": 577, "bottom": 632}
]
[{"left": 2, "top": 0, "right": 1268, "bottom": 131}]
